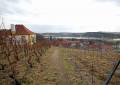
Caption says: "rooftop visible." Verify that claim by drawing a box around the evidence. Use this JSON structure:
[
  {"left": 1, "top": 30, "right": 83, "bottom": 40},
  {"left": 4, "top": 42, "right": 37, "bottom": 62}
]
[{"left": 15, "top": 25, "right": 35, "bottom": 35}]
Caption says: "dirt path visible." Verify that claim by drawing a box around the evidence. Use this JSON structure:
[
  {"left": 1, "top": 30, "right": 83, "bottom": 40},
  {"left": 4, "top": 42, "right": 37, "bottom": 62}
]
[{"left": 50, "top": 47, "right": 70, "bottom": 85}]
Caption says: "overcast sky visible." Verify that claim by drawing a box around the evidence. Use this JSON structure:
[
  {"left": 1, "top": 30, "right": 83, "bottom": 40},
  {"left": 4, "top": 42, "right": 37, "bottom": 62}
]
[{"left": 0, "top": 0, "right": 120, "bottom": 33}]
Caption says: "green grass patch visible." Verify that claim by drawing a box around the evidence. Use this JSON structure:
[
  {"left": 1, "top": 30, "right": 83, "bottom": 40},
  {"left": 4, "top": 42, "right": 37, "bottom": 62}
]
[
  {"left": 63, "top": 59, "right": 74, "bottom": 72},
  {"left": 21, "top": 79, "right": 33, "bottom": 85}
]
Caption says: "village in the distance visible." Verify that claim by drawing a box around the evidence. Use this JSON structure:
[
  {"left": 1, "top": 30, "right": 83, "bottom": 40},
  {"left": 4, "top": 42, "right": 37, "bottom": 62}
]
[{"left": 1, "top": 18, "right": 120, "bottom": 85}]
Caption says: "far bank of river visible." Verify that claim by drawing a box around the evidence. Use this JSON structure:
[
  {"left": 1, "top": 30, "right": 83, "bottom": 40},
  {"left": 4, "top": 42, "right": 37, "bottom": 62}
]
[{"left": 44, "top": 36, "right": 120, "bottom": 42}]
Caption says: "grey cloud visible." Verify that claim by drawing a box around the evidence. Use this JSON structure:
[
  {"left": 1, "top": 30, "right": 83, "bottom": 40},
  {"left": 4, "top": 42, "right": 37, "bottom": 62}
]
[
  {"left": 27, "top": 25, "right": 71, "bottom": 33},
  {"left": 5, "top": 0, "right": 19, "bottom": 3},
  {"left": 0, "top": 0, "right": 31, "bottom": 15}
]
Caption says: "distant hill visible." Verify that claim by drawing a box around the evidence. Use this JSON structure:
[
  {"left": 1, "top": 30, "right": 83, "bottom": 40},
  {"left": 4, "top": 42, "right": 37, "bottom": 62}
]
[
  {"left": 41, "top": 32, "right": 83, "bottom": 37},
  {"left": 81, "top": 32, "right": 120, "bottom": 38},
  {"left": 41, "top": 32, "right": 120, "bottom": 39},
  {"left": 36, "top": 33, "right": 44, "bottom": 41}
]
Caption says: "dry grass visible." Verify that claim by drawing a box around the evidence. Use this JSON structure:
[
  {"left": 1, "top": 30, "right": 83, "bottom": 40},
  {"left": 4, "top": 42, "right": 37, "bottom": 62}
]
[{"left": 59, "top": 47, "right": 120, "bottom": 85}]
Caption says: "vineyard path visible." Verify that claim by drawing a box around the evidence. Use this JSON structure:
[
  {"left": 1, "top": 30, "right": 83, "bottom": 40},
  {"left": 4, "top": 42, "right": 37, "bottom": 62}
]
[{"left": 50, "top": 47, "right": 70, "bottom": 85}]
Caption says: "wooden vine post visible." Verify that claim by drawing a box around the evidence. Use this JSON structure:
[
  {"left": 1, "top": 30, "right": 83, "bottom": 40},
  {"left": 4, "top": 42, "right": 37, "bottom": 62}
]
[{"left": 104, "top": 55, "right": 120, "bottom": 85}]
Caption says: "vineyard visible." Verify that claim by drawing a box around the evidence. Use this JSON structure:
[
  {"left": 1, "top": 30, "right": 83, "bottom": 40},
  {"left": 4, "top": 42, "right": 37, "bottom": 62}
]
[
  {"left": 38, "top": 46, "right": 120, "bottom": 85},
  {"left": 0, "top": 33, "right": 51, "bottom": 85},
  {"left": 59, "top": 47, "right": 120, "bottom": 85},
  {"left": 0, "top": 30, "right": 120, "bottom": 85}
]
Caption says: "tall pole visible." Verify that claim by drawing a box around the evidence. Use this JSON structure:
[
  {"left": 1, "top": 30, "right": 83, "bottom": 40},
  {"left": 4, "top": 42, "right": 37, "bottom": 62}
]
[
  {"left": 104, "top": 59, "right": 120, "bottom": 85},
  {"left": 104, "top": 37, "right": 120, "bottom": 85},
  {"left": 0, "top": 17, "right": 6, "bottom": 29}
]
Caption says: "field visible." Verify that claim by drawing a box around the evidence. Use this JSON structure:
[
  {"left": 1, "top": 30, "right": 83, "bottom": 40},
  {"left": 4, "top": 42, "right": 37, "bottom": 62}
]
[{"left": 0, "top": 44, "right": 120, "bottom": 85}]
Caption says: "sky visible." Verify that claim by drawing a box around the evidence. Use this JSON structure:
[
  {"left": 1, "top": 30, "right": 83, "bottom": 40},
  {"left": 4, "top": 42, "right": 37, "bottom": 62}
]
[{"left": 0, "top": 0, "right": 120, "bottom": 33}]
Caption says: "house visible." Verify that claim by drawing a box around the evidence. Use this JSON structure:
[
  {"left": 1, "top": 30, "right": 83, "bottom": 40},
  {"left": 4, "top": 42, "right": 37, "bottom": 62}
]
[
  {"left": 13, "top": 24, "right": 36, "bottom": 45},
  {"left": 0, "top": 24, "right": 36, "bottom": 45}
]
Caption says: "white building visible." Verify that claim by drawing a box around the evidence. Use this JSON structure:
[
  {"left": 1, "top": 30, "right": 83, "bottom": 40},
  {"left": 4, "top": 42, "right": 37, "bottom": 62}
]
[{"left": 0, "top": 24, "right": 36, "bottom": 45}]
